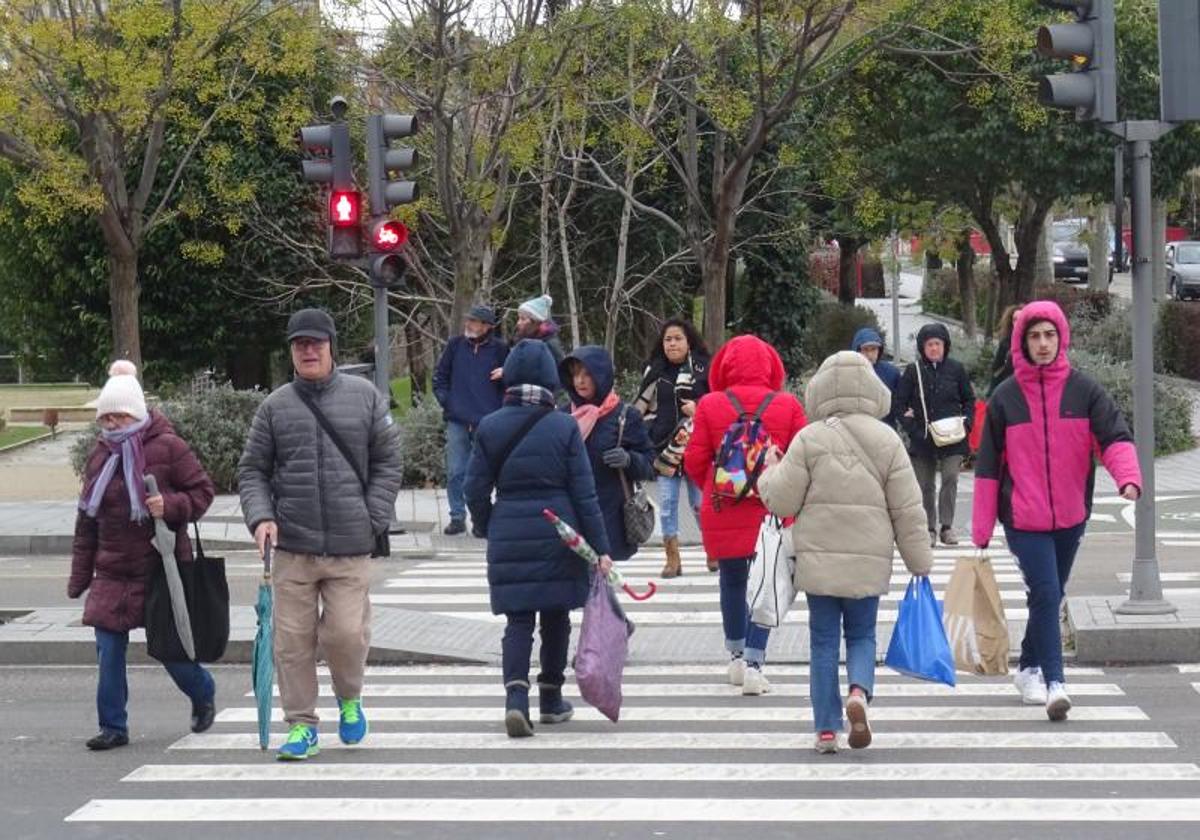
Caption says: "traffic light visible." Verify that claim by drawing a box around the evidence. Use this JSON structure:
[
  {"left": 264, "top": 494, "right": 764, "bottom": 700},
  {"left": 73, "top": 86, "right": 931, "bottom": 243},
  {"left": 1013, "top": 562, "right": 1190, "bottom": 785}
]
[
  {"left": 299, "top": 98, "right": 361, "bottom": 259},
  {"left": 1036, "top": 0, "right": 1116, "bottom": 123},
  {"left": 367, "top": 218, "right": 409, "bottom": 289},
  {"left": 365, "top": 114, "right": 419, "bottom": 289}
]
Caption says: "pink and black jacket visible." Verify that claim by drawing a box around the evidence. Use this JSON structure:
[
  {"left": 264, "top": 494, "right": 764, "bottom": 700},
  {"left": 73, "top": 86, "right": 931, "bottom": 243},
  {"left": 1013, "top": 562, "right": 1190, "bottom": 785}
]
[{"left": 972, "top": 301, "right": 1141, "bottom": 547}]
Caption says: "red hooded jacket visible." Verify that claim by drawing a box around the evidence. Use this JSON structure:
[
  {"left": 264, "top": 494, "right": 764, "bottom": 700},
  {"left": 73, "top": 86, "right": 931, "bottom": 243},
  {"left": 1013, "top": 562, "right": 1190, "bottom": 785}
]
[{"left": 684, "top": 336, "right": 807, "bottom": 560}]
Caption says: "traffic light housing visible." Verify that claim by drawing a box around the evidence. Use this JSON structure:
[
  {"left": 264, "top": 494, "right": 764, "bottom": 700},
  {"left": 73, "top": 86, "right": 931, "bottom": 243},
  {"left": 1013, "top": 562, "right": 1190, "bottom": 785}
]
[
  {"left": 299, "top": 116, "right": 361, "bottom": 259},
  {"left": 365, "top": 114, "right": 419, "bottom": 289},
  {"left": 1036, "top": 0, "right": 1116, "bottom": 123}
]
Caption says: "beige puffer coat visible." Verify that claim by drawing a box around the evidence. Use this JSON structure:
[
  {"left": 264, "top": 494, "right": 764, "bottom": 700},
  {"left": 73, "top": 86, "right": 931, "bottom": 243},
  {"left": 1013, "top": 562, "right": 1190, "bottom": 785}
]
[{"left": 758, "top": 351, "right": 932, "bottom": 598}]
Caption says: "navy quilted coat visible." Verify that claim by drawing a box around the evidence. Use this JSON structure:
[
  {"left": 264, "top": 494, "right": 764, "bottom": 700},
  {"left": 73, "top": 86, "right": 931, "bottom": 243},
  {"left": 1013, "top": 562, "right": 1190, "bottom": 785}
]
[{"left": 464, "top": 340, "right": 611, "bottom": 615}]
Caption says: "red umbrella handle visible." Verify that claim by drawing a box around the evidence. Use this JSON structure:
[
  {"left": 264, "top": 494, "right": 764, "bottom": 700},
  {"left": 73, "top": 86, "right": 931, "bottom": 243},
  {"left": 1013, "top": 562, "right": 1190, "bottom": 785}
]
[{"left": 622, "top": 580, "right": 657, "bottom": 601}]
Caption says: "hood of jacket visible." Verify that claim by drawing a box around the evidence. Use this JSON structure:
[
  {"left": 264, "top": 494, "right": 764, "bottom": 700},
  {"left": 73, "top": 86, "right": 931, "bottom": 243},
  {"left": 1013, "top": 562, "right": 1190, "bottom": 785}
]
[
  {"left": 559, "top": 345, "right": 614, "bottom": 406},
  {"left": 502, "top": 339, "right": 560, "bottom": 390},
  {"left": 1011, "top": 299, "right": 1071, "bottom": 385},
  {"left": 805, "top": 351, "right": 892, "bottom": 422},
  {"left": 709, "top": 335, "right": 786, "bottom": 392},
  {"left": 916, "top": 322, "right": 953, "bottom": 361},
  {"left": 850, "top": 327, "right": 887, "bottom": 355}
]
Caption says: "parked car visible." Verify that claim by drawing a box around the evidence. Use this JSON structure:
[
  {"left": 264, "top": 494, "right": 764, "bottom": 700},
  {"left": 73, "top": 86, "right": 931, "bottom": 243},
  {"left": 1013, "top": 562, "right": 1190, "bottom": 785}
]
[
  {"left": 1167, "top": 241, "right": 1200, "bottom": 301},
  {"left": 1051, "top": 219, "right": 1113, "bottom": 286}
]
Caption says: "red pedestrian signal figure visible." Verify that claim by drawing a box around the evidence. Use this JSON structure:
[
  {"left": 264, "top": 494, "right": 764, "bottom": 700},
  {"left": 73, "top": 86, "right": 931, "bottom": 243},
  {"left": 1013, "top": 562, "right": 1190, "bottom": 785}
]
[
  {"left": 372, "top": 219, "right": 408, "bottom": 251},
  {"left": 330, "top": 190, "right": 360, "bottom": 227}
]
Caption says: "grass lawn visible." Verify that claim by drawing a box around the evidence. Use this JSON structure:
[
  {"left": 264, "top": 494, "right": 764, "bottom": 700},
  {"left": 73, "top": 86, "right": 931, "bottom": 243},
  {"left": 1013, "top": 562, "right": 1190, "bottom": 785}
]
[
  {"left": 0, "top": 425, "right": 48, "bottom": 449},
  {"left": 0, "top": 384, "right": 98, "bottom": 414}
]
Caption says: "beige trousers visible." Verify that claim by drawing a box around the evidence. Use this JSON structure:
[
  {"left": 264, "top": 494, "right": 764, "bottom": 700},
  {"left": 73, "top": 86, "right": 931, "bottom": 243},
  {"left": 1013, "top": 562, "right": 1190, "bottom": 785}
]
[{"left": 272, "top": 550, "right": 372, "bottom": 726}]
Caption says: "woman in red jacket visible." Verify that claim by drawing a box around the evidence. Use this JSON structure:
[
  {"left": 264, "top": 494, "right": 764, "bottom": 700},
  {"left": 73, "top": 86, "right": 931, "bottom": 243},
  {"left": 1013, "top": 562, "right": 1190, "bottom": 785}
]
[
  {"left": 684, "top": 336, "right": 807, "bottom": 695},
  {"left": 68, "top": 362, "right": 216, "bottom": 750}
]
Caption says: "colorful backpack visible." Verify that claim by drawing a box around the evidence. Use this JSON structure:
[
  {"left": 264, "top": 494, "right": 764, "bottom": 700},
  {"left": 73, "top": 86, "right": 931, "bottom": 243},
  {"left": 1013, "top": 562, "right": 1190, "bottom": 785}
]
[{"left": 711, "top": 390, "right": 778, "bottom": 508}]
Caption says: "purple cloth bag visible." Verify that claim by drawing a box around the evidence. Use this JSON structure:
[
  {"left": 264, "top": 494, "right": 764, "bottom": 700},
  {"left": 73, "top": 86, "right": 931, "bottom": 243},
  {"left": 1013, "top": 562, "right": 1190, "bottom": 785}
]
[{"left": 574, "top": 568, "right": 634, "bottom": 722}]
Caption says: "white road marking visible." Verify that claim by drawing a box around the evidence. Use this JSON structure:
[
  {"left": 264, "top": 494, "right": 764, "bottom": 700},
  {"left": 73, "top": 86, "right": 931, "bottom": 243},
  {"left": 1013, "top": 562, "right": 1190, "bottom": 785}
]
[{"left": 381, "top": 608, "right": 1032, "bottom": 623}]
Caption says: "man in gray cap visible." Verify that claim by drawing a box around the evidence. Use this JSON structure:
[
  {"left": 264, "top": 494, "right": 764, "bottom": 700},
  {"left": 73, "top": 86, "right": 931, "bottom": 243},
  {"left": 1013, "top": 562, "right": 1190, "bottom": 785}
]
[
  {"left": 433, "top": 304, "right": 509, "bottom": 535},
  {"left": 238, "top": 308, "right": 402, "bottom": 761}
]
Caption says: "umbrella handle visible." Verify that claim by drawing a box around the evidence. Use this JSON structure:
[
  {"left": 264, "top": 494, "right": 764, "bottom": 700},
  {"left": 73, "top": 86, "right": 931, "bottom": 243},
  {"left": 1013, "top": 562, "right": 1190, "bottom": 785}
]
[
  {"left": 263, "top": 537, "right": 273, "bottom": 578},
  {"left": 622, "top": 580, "right": 658, "bottom": 601}
]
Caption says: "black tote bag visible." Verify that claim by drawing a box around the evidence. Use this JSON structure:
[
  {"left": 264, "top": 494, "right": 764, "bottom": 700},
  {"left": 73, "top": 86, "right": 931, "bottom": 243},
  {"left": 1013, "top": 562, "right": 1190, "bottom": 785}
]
[{"left": 145, "top": 523, "right": 230, "bottom": 663}]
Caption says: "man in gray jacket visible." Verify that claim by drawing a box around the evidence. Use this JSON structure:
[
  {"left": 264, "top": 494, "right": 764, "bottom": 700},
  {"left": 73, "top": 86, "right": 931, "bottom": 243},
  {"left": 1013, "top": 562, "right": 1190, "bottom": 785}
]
[{"left": 238, "top": 308, "right": 402, "bottom": 761}]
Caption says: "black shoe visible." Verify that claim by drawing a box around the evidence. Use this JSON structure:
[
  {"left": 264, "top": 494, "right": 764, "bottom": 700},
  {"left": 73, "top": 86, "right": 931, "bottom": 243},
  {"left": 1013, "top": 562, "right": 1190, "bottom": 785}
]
[
  {"left": 191, "top": 699, "right": 217, "bottom": 734},
  {"left": 504, "top": 683, "right": 534, "bottom": 738},
  {"left": 86, "top": 731, "right": 129, "bottom": 751},
  {"left": 443, "top": 518, "right": 466, "bottom": 536}
]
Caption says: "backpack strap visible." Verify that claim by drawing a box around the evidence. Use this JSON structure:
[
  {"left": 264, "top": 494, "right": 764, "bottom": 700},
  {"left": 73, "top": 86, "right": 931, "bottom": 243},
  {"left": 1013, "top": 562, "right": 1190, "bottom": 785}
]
[{"left": 724, "top": 389, "right": 777, "bottom": 422}]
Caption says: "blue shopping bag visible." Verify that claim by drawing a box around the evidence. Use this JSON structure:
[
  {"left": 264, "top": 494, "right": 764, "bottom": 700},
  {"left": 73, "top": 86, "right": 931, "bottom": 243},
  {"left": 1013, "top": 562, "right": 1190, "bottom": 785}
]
[{"left": 884, "top": 576, "right": 956, "bottom": 687}]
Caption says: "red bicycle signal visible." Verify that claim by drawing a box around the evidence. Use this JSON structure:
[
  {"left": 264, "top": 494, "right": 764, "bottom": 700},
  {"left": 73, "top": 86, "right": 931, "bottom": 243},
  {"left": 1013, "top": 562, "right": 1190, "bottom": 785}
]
[{"left": 372, "top": 219, "right": 409, "bottom": 251}]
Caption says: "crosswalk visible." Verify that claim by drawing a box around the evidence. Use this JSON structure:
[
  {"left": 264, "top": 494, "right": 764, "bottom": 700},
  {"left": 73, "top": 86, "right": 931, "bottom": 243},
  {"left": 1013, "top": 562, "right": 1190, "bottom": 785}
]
[{"left": 65, "top": 663, "right": 1200, "bottom": 826}]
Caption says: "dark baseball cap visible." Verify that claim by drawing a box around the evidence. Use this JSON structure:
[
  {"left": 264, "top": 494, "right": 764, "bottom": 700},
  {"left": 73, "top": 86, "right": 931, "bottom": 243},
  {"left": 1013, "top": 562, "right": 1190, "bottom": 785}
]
[
  {"left": 465, "top": 304, "right": 498, "bottom": 326},
  {"left": 286, "top": 308, "right": 337, "bottom": 343}
]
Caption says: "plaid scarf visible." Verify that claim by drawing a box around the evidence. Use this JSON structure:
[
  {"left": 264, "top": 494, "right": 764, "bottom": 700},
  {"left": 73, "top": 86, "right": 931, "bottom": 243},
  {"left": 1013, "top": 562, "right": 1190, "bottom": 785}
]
[{"left": 503, "top": 384, "right": 556, "bottom": 408}]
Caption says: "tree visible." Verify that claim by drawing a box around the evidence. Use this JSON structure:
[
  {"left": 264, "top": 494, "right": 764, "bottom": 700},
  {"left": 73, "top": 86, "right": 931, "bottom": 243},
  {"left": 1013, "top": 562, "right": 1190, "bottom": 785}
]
[{"left": 0, "top": 0, "right": 324, "bottom": 369}]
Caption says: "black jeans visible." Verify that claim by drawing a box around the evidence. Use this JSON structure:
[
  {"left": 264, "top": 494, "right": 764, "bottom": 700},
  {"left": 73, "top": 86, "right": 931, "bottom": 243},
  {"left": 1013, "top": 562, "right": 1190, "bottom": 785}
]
[{"left": 502, "top": 609, "right": 571, "bottom": 689}]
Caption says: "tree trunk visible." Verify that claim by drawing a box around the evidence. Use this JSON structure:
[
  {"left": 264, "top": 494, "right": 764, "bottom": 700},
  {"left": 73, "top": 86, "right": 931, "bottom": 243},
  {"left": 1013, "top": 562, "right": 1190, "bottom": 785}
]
[
  {"left": 1087, "top": 206, "right": 1109, "bottom": 292},
  {"left": 955, "top": 232, "right": 977, "bottom": 339},
  {"left": 1035, "top": 218, "right": 1054, "bottom": 290},
  {"left": 701, "top": 160, "right": 752, "bottom": 352},
  {"left": 837, "top": 237, "right": 862, "bottom": 305},
  {"left": 605, "top": 156, "right": 637, "bottom": 354},
  {"left": 106, "top": 249, "right": 142, "bottom": 370},
  {"left": 556, "top": 154, "right": 582, "bottom": 350},
  {"left": 451, "top": 224, "right": 484, "bottom": 328}
]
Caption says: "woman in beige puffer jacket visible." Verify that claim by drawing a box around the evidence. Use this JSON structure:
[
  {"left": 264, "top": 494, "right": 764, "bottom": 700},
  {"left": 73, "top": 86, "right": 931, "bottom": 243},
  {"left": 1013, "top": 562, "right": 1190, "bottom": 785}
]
[{"left": 758, "top": 351, "right": 932, "bottom": 754}]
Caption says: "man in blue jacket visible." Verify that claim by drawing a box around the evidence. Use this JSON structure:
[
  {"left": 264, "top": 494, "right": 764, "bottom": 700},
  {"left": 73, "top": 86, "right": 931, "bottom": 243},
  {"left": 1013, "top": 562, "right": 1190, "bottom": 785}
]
[
  {"left": 851, "top": 326, "right": 901, "bottom": 427},
  {"left": 433, "top": 305, "right": 509, "bottom": 535}
]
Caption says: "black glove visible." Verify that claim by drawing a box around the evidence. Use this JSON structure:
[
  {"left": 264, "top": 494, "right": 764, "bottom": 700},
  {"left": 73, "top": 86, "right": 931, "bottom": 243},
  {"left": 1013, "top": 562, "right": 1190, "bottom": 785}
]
[{"left": 602, "top": 447, "right": 631, "bottom": 469}]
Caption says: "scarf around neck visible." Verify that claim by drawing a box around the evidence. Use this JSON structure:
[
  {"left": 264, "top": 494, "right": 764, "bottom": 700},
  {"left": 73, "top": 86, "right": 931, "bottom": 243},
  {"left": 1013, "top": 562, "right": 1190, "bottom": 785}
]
[
  {"left": 79, "top": 414, "right": 151, "bottom": 521},
  {"left": 503, "top": 384, "right": 557, "bottom": 409},
  {"left": 571, "top": 391, "right": 620, "bottom": 441}
]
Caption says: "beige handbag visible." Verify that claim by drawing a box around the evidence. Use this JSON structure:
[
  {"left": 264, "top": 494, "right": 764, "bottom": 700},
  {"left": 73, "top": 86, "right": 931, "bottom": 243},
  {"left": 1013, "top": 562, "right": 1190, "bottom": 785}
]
[{"left": 916, "top": 360, "right": 966, "bottom": 447}]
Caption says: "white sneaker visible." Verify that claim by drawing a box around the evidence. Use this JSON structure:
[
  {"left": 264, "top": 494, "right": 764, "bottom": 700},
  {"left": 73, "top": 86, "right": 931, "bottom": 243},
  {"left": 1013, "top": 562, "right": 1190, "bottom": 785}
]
[
  {"left": 742, "top": 665, "right": 771, "bottom": 696},
  {"left": 727, "top": 657, "right": 746, "bottom": 686},
  {"left": 1046, "top": 682, "right": 1071, "bottom": 722},
  {"left": 1013, "top": 667, "right": 1048, "bottom": 705}
]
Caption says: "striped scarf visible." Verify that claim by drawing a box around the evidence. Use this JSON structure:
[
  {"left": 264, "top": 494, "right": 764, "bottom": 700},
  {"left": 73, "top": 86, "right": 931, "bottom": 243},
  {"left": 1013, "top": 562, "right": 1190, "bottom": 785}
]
[{"left": 503, "top": 384, "right": 556, "bottom": 408}]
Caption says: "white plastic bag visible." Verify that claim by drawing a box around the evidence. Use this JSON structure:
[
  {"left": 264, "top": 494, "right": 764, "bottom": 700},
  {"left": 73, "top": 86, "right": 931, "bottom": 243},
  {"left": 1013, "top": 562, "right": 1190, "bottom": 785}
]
[{"left": 747, "top": 516, "right": 797, "bottom": 628}]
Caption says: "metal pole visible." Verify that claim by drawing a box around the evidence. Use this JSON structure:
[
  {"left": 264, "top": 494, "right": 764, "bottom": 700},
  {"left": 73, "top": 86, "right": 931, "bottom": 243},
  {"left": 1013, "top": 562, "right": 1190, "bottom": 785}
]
[
  {"left": 1113, "top": 145, "right": 1124, "bottom": 272},
  {"left": 891, "top": 227, "right": 901, "bottom": 356},
  {"left": 373, "top": 285, "right": 390, "bottom": 398},
  {"left": 1115, "top": 134, "right": 1174, "bottom": 615}
]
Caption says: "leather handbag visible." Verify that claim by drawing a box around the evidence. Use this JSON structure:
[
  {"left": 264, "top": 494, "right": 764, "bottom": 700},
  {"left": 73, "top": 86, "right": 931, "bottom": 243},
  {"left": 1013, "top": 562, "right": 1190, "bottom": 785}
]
[
  {"left": 915, "top": 360, "right": 967, "bottom": 447},
  {"left": 616, "top": 405, "right": 656, "bottom": 546}
]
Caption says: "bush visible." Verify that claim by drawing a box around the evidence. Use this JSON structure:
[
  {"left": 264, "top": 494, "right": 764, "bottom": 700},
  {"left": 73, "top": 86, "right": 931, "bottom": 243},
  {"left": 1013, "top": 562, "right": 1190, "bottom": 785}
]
[
  {"left": 70, "top": 430, "right": 95, "bottom": 476},
  {"left": 398, "top": 394, "right": 446, "bottom": 488},
  {"left": 1159, "top": 301, "right": 1200, "bottom": 382},
  {"left": 1071, "top": 349, "right": 1193, "bottom": 455},
  {"left": 801, "top": 301, "right": 884, "bottom": 371},
  {"left": 615, "top": 369, "right": 646, "bottom": 404},
  {"left": 1033, "top": 286, "right": 1112, "bottom": 323}
]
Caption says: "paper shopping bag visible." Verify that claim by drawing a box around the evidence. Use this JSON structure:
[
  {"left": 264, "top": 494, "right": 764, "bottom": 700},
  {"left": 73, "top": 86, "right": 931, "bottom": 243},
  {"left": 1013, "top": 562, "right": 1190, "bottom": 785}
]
[{"left": 942, "top": 555, "right": 1010, "bottom": 676}]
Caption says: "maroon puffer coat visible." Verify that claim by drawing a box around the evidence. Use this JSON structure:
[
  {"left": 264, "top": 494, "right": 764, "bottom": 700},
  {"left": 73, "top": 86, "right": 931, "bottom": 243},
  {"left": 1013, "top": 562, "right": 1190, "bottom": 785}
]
[{"left": 68, "top": 411, "right": 215, "bottom": 633}]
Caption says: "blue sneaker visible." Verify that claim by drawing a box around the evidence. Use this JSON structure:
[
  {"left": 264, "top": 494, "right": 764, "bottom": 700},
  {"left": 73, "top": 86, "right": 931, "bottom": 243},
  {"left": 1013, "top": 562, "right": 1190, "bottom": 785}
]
[
  {"left": 338, "top": 698, "right": 368, "bottom": 745},
  {"left": 276, "top": 724, "right": 319, "bottom": 761}
]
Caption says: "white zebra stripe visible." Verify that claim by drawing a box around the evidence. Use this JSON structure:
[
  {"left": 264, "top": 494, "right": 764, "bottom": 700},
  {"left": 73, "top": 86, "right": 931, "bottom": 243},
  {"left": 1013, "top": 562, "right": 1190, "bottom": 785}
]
[{"left": 382, "top": 608, "right": 1032, "bottom": 624}]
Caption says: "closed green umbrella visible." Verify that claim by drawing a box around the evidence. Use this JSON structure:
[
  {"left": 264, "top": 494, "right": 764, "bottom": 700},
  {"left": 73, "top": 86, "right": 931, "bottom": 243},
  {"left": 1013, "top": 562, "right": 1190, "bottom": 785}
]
[{"left": 252, "top": 539, "right": 274, "bottom": 750}]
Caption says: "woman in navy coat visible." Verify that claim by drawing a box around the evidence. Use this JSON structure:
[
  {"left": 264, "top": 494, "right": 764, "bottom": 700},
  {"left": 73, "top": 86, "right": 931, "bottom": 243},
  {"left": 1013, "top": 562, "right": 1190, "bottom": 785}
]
[
  {"left": 464, "top": 340, "right": 613, "bottom": 738},
  {"left": 560, "top": 346, "right": 656, "bottom": 562}
]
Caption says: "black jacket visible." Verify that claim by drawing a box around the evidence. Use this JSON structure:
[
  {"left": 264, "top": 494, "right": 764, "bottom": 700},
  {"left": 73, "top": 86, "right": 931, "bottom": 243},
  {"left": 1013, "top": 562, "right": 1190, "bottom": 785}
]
[
  {"left": 892, "top": 323, "right": 975, "bottom": 459},
  {"left": 633, "top": 351, "right": 710, "bottom": 452}
]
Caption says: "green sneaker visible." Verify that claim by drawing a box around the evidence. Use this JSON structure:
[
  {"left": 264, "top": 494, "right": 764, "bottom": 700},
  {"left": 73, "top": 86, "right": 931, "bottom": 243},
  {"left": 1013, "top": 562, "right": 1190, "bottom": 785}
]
[
  {"left": 276, "top": 724, "right": 319, "bottom": 761},
  {"left": 338, "top": 698, "right": 368, "bottom": 745}
]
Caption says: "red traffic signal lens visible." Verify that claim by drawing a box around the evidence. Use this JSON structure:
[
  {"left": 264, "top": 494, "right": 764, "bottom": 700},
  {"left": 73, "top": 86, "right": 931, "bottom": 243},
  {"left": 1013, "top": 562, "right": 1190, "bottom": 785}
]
[
  {"left": 373, "top": 220, "right": 409, "bottom": 251},
  {"left": 330, "top": 191, "right": 360, "bottom": 227}
]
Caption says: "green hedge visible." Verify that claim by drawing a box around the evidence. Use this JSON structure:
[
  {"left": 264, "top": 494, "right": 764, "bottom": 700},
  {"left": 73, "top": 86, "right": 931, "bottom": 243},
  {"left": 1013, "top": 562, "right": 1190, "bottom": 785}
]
[{"left": 1159, "top": 302, "right": 1200, "bottom": 382}]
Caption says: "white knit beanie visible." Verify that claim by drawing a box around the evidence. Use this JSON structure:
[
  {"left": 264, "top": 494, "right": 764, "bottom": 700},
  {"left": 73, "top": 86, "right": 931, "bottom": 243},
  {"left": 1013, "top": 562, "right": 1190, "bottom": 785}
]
[
  {"left": 518, "top": 294, "right": 553, "bottom": 323},
  {"left": 94, "top": 360, "right": 148, "bottom": 420}
]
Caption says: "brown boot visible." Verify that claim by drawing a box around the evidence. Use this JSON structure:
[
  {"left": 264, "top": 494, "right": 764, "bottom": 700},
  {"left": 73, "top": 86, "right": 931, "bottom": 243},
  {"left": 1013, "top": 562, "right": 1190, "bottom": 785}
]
[
  {"left": 661, "top": 536, "right": 683, "bottom": 578},
  {"left": 706, "top": 556, "right": 719, "bottom": 573}
]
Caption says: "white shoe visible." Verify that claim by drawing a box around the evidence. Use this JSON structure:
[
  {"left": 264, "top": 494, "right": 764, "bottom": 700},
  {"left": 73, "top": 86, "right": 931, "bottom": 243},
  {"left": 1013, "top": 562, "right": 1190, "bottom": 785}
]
[
  {"left": 1046, "top": 682, "right": 1071, "bottom": 722},
  {"left": 1013, "top": 667, "right": 1048, "bottom": 705},
  {"left": 742, "top": 666, "right": 771, "bottom": 696},
  {"left": 727, "top": 657, "right": 746, "bottom": 686}
]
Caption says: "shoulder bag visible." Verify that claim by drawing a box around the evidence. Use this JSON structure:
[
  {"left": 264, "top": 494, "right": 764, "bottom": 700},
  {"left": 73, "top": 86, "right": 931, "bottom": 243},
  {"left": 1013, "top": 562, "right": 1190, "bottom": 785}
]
[
  {"left": 915, "top": 361, "right": 966, "bottom": 447},
  {"left": 145, "top": 523, "right": 230, "bottom": 663},
  {"left": 616, "top": 405, "right": 655, "bottom": 546}
]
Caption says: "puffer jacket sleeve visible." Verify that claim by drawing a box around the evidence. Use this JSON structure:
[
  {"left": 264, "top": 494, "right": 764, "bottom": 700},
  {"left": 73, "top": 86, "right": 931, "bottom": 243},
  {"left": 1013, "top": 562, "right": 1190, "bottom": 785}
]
[
  {"left": 565, "top": 422, "right": 611, "bottom": 556},
  {"left": 237, "top": 398, "right": 277, "bottom": 534},
  {"left": 433, "top": 339, "right": 453, "bottom": 408},
  {"left": 619, "top": 405, "right": 656, "bottom": 483},
  {"left": 682, "top": 393, "right": 719, "bottom": 490},
  {"left": 958, "top": 362, "right": 976, "bottom": 432},
  {"left": 366, "top": 389, "right": 404, "bottom": 536},
  {"left": 885, "top": 439, "right": 933, "bottom": 576},
  {"left": 464, "top": 428, "right": 494, "bottom": 537},
  {"left": 1087, "top": 376, "right": 1141, "bottom": 493},
  {"left": 68, "top": 510, "right": 98, "bottom": 598},
  {"left": 162, "top": 439, "right": 216, "bottom": 527},
  {"left": 893, "top": 364, "right": 919, "bottom": 439},
  {"left": 972, "top": 400, "right": 1005, "bottom": 548},
  {"left": 758, "top": 434, "right": 810, "bottom": 519}
]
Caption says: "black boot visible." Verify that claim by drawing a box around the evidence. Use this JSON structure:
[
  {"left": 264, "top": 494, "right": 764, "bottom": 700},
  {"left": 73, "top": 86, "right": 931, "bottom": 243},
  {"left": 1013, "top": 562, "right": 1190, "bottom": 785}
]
[
  {"left": 504, "top": 681, "right": 534, "bottom": 738},
  {"left": 86, "top": 730, "right": 129, "bottom": 751},
  {"left": 539, "top": 683, "right": 574, "bottom": 724},
  {"left": 191, "top": 698, "right": 217, "bottom": 734},
  {"left": 443, "top": 518, "right": 466, "bottom": 536}
]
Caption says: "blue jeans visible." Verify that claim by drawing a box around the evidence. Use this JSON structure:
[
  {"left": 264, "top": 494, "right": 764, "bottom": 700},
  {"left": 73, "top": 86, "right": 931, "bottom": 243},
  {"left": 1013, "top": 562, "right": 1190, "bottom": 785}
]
[
  {"left": 1005, "top": 522, "right": 1086, "bottom": 685},
  {"left": 806, "top": 594, "right": 880, "bottom": 732},
  {"left": 95, "top": 628, "right": 214, "bottom": 735},
  {"left": 658, "top": 473, "right": 700, "bottom": 538},
  {"left": 501, "top": 610, "right": 571, "bottom": 689},
  {"left": 445, "top": 421, "right": 474, "bottom": 521},
  {"left": 718, "top": 557, "right": 771, "bottom": 665}
]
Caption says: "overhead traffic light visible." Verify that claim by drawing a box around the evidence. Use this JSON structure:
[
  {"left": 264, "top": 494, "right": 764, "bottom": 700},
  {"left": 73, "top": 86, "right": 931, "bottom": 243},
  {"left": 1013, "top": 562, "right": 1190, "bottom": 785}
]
[
  {"left": 299, "top": 97, "right": 361, "bottom": 259},
  {"left": 1036, "top": 0, "right": 1116, "bottom": 123}
]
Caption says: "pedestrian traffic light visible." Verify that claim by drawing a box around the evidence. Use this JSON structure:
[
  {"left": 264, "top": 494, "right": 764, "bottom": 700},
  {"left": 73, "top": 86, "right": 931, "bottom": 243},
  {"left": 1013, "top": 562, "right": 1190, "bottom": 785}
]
[
  {"left": 1036, "top": 0, "right": 1116, "bottom": 123},
  {"left": 299, "top": 98, "right": 361, "bottom": 259},
  {"left": 368, "top": 253, "right": 406, "bottom": 289},
  {"left": 330, "top": 190, "right": 361, "bottom": 227},
  {"left": 365, "top": 114, "right": 420, "bottom": 213}
]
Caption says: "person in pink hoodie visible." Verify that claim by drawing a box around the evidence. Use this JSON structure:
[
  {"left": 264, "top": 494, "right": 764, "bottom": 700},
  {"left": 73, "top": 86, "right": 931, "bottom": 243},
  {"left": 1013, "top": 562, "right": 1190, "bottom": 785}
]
[{"left": 973, "top": 300, "right": 1141, "bottom": 722}]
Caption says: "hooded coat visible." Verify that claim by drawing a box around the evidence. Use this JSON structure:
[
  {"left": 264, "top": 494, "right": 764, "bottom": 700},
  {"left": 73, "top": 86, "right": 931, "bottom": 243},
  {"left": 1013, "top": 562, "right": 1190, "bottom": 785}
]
[
  {"left": 69, "top": 411, "right": 216, "bottom": 633},
  {"left": 850, "top": 326, "right": 901, "bottom": 426},
  {"left": 892, "top": 322, "right": 975, "bottom": 459},
  {"left": 464, "top": 340, "right": 611, "bottom": 614},
  {"left": 972, "top": 301, "right": 1141, "bottom": 545},
  {"left": 683, "top": 336, "right": 808, "bottom": 560},
  {"left": 758, "top": 352, "right": 932, "bottom": 598},
  {"left": 560, "top": 346, "right": 656, "bottom": 561}
]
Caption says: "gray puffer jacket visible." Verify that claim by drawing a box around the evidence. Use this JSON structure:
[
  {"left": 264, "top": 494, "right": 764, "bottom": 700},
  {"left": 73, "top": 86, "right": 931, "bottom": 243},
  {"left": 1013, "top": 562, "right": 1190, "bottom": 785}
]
[{"left": 238, "top": 370, "right": 403, "bottom": 557}]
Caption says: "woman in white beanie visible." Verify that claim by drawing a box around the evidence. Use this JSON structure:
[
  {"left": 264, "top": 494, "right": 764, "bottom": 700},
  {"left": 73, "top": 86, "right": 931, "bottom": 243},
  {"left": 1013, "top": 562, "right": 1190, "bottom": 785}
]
[
  {"left": 68, "top": 361, "right": 217, "bottom": 750},
  {"left": 514, "top": 294, "right": 564, "bottom": 364}
]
